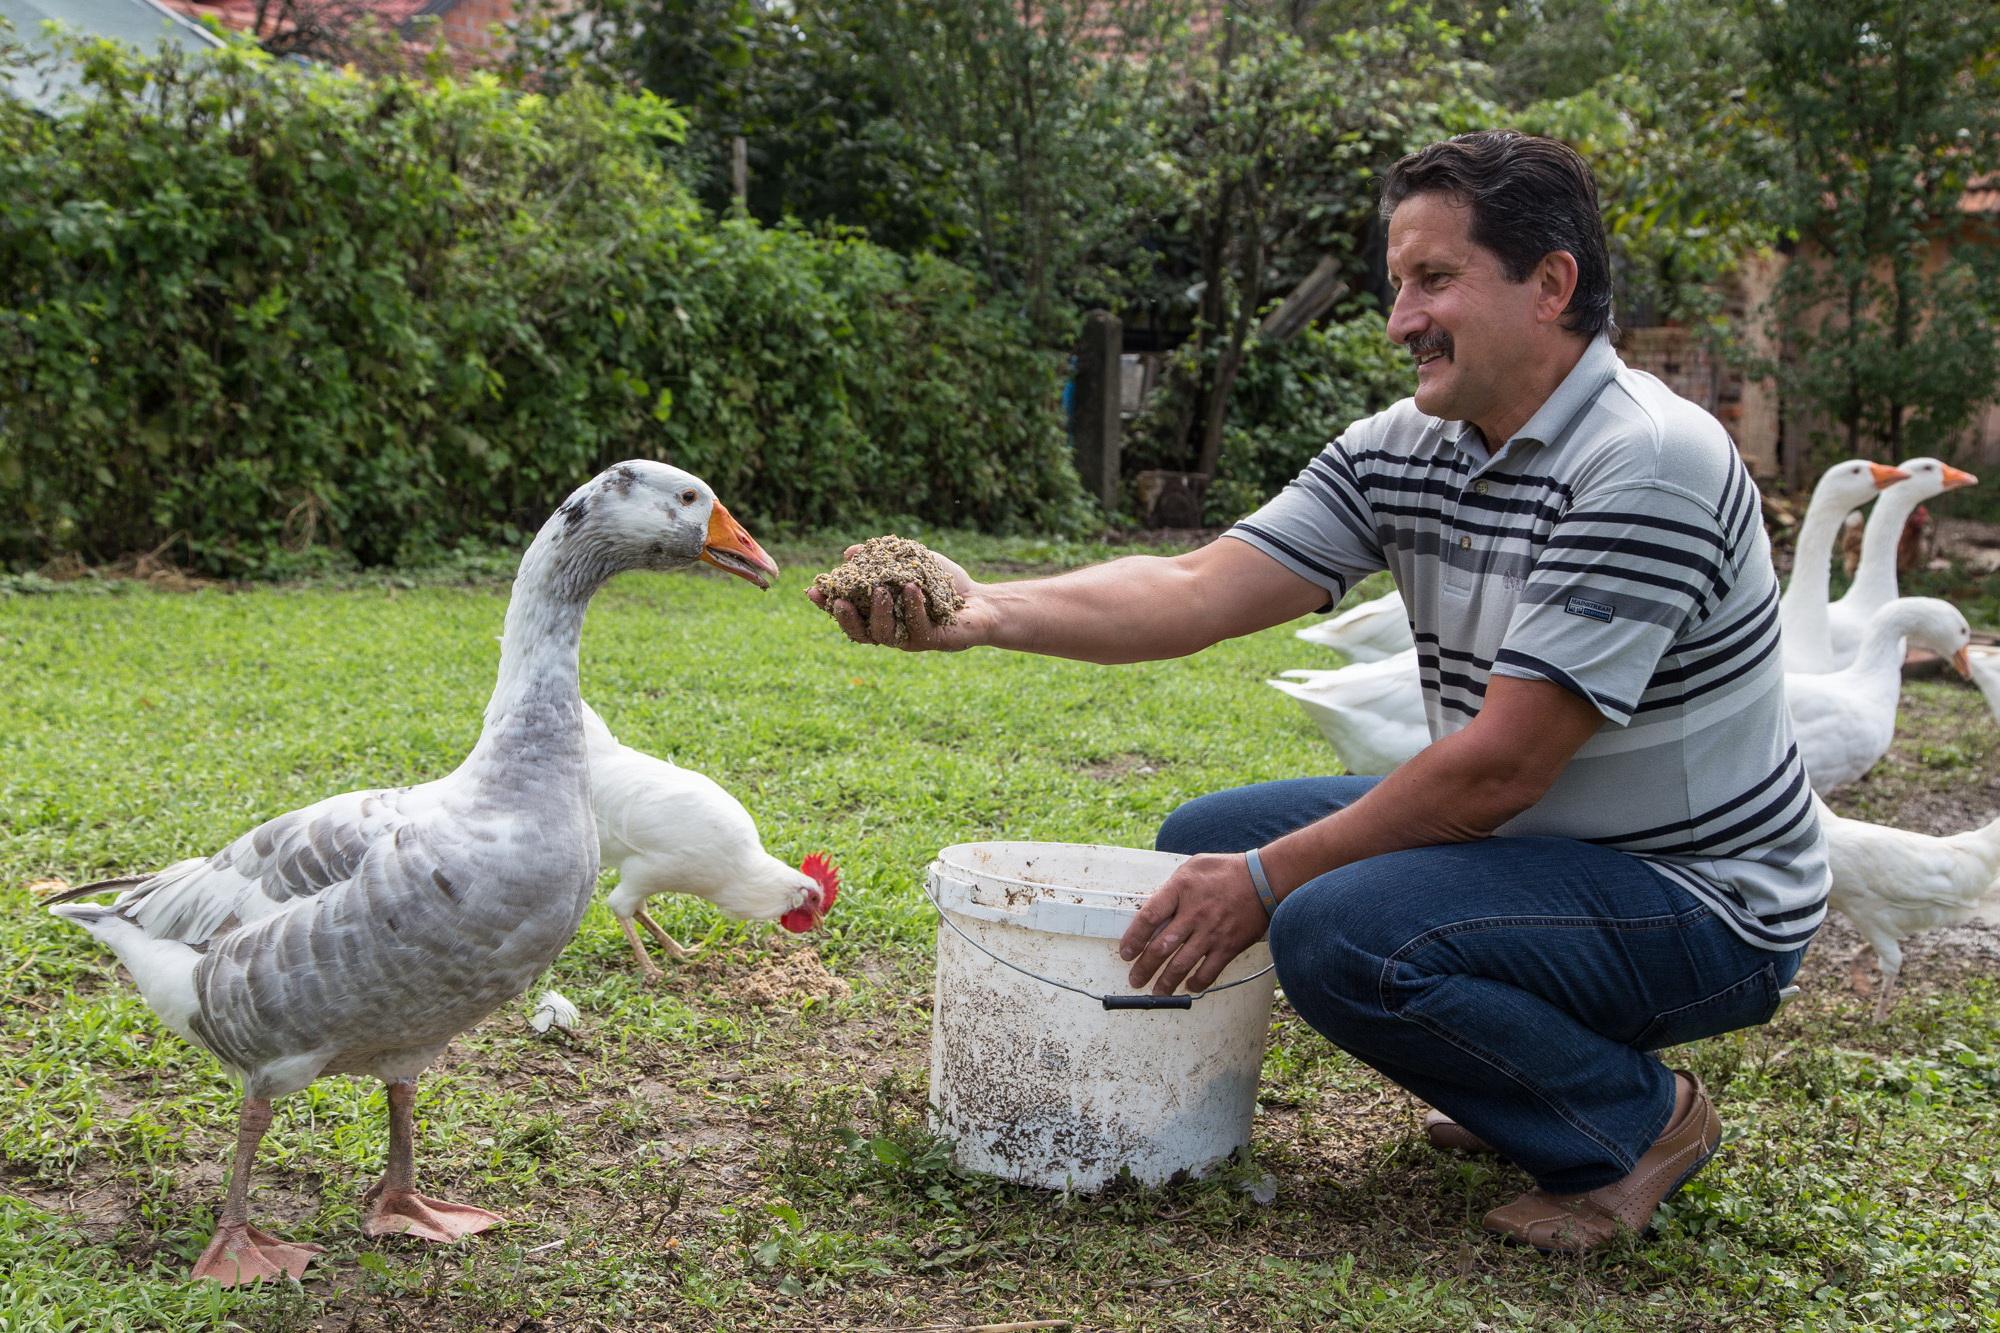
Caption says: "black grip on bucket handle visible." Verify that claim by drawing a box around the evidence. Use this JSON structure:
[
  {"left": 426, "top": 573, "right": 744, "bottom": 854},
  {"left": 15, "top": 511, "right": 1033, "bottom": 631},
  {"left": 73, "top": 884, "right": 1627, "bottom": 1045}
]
[{"left": 1101, "top": 994, "right": 1194, "bottom": 1010}]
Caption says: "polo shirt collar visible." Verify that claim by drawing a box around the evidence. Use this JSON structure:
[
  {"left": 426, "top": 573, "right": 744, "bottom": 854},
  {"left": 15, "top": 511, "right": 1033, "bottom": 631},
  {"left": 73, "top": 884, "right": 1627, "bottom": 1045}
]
[{"left": 1442, "top": 333, "right": 1620, "bottom": 458}]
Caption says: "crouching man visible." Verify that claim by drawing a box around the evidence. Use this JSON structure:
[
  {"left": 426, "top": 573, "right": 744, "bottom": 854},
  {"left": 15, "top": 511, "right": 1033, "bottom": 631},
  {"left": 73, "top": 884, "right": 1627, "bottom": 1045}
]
[{"left": 812, "top": 130, "right": 1823, "bottom": 1253}]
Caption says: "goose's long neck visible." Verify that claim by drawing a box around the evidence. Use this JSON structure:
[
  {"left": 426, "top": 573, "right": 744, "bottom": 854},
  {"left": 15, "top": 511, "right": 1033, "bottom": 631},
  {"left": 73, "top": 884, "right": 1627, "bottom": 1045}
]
[
  {"left": 1786, "top": 494, "right": 1852, "bottom": 614},
  {"left": 1842, "top": 613, "right": 1915, "bottom": 702},
  {"left": 461, "top": 528, "right": 607, "bottom": 787},
  {"left": 1843, "top": 486, "right": 1921, "bottom": 615}
]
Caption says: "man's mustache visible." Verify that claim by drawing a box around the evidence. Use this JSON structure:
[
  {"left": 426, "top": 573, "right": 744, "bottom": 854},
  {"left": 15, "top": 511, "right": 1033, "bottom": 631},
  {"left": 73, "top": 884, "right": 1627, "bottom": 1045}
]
[{"left": 1408, "top": 330, "right": 1452, "bottom": 361}]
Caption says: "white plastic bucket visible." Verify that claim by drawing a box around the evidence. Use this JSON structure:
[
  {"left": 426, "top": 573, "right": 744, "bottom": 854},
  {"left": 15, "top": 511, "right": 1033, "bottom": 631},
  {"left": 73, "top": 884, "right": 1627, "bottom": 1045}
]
[{"left": 926, "top": 841, "right": 1277, "bottom": 1192}]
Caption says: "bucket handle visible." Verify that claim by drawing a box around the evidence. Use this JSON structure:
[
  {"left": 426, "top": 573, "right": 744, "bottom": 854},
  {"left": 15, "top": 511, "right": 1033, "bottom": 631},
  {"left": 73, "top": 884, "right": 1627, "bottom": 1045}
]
[
  {"left": 923, "top": 868, "right": 1274, "bottom": 1011},
  {"left": 1101, "top": 994, "right": 1195, "bottom": 1011}
]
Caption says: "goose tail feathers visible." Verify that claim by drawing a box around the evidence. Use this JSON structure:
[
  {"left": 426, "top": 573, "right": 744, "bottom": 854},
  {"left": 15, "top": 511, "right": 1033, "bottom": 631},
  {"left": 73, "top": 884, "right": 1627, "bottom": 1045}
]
[
  {"left": 49, "top": 906, "right": 206, "bottom": 1045},
  {"left": 36, "top": 874, "right": 151, "bottom": 908}
]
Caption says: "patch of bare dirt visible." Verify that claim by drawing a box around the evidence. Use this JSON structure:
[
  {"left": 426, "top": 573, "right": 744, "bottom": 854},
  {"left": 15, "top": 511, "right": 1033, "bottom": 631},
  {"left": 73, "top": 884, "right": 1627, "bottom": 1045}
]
[
  {"left": 1078, "top": 752, "right": 1165, "bottom": 782},
  {"left": 36, "top": 546, "right": 221, "bottom": 593},
  {"left": 1937, "top": 514, "right": 2000, "bottom": 575}
]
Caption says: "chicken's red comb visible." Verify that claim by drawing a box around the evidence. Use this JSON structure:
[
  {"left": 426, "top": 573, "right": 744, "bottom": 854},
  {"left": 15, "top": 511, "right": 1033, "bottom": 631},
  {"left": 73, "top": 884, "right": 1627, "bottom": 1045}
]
[
  {"left": 800, "top": 852, "right": 840, "bottom": 910},
  {"left": 780, "top": 853, "right": 840, "bottom": 934}
]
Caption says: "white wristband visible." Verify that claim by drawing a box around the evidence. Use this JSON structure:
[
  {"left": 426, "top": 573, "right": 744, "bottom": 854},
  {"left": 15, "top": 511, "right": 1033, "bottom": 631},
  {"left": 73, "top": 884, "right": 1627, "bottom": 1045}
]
[{"left": 1243, "top": 847, "right": 1279, "bottom": 918}]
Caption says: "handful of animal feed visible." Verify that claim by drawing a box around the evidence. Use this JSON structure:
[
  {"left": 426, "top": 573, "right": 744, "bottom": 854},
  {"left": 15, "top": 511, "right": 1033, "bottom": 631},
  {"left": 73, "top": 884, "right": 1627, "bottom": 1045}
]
[{"left": 810, "top": 535, "right": 966, "bottom": 644}]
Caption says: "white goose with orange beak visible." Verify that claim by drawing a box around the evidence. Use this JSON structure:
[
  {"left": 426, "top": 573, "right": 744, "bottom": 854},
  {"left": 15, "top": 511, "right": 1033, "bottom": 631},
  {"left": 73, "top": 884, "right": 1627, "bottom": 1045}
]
[
  {"left": 1821, "top": 457, "right": 1978, "bottom": 671},
  {"left": 1780, "top": 458, "right": 1911, "bottom": 673},
  {"left": 1787, "top": 595, "right": 1974, "bottom": 794},
  {"left": 43, "top": 461, "right": 778, "bottom": 1287}
]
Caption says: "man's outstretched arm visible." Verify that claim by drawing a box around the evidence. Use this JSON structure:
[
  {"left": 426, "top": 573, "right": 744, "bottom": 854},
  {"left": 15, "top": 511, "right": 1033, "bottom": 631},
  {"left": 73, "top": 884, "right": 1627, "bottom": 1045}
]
[{"left": 809, "top": 537, "right": 1332, "bottom": 665}]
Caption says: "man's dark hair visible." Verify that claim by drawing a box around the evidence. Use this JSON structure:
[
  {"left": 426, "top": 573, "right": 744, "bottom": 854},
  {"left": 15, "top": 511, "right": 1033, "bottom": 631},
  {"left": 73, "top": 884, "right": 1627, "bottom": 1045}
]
[{"left": 1380, "top": 130, "right": 1614, "bottom": 340}]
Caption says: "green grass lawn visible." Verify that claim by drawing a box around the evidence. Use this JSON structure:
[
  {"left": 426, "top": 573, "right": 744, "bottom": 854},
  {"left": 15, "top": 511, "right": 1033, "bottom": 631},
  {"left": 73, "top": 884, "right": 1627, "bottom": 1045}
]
[{"left": 2, "top": 537, "right": 1997, "bottom": 1331}]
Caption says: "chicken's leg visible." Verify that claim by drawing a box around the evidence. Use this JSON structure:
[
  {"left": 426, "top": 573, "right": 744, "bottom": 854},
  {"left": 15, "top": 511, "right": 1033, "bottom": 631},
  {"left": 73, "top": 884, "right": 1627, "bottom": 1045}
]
[
  {"left": 618, "top": 915, "right": 666, "bottom": 980},
  {"left": 1846, "top": 944, "right": 1877, "bottom": 997},
  {"left": 191, "top": 1098, "right": 324, "bottom": 1285},
  {"left": 1871, "top": 969, "right": 1902, "bottom": 1024},
  {"left": 636, "top": 907, "right": 704, "bottom": 959},
  {"left": 361, "top": 1079, "right": 502, "bottom": 1241}
]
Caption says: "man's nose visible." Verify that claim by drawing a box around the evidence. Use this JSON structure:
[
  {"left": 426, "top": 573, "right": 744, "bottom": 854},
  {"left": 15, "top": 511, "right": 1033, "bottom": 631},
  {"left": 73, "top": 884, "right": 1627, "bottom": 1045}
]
[{"left": 1386, "top": 290, "right": 1422, "bottom": 346}]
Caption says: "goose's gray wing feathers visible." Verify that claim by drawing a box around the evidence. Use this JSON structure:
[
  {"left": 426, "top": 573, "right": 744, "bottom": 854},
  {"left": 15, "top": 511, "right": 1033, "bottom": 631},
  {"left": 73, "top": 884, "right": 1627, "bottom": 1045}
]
[
  {"left": 190, "top": 791, "right": 596, "bottom": 1093},
  {"left": 104, "top": 787, "right": 428, "bottom": 946}
]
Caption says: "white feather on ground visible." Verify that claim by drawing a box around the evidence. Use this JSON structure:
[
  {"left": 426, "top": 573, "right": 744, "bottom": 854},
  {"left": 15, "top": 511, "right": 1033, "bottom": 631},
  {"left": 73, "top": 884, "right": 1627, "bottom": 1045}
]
[{"left": 528, "top": 989, "right": 581, "bottom": 1034}]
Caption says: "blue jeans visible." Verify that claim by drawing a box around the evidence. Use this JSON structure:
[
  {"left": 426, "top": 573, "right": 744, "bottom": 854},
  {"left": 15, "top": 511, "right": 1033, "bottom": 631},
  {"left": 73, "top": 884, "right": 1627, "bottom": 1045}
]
[{"left": 1157, "top": 777, "right": 1807, "bottom": 1193}]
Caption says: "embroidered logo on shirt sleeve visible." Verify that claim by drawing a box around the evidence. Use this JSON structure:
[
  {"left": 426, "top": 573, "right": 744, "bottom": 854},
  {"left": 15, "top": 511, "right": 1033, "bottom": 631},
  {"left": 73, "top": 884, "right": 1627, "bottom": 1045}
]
[{"left": 1564, "top": 594, "right": 1616, "bottom": 623}]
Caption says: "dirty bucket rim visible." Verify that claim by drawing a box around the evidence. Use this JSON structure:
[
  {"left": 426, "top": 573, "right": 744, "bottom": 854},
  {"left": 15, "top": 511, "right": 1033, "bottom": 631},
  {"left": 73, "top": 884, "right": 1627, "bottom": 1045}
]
[{"left": 932, "top": 839, "right": 1185, "bottom": 908}]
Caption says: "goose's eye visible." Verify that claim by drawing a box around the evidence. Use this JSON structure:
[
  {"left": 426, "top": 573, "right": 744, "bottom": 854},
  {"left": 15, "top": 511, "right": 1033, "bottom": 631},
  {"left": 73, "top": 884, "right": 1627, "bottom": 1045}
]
[{"left": 680, "top": 489, "right": 698, "bottom": 505}]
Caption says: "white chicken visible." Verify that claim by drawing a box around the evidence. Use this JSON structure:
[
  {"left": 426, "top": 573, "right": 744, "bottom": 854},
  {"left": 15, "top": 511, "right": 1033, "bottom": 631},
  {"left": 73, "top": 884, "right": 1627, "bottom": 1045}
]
[
  {"left": 1294, "top": 589, "right": 1414, "bottom": 663},
  {"left": 1267, "top": 649, "right": 1430, "bottom": 776},
  {"left": 582, "top": 702, "right": 837, "bottom": 978},
  {"left": 1786, "top": 596, "right": 1973, "bottom": 794},
  {"left": 1819, "top": 796, "right": 2000, "bottom": 1021}
]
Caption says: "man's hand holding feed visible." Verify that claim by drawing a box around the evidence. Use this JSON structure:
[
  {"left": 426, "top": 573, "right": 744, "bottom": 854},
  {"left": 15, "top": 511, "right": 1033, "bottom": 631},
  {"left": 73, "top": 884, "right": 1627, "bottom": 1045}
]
[{"left": 807, "top": 542, "right": 983, "bottom": 652}]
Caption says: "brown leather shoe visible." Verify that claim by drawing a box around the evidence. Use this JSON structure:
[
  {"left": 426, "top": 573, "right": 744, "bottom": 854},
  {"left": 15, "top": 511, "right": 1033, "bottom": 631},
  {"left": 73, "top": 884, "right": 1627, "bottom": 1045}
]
[
  {"left": 1423, "top": 1109, "right": 1497, "bottom": 1155},
  {"left": 1481, "top": 1070, "right": 1721, "bottom": 1254}
]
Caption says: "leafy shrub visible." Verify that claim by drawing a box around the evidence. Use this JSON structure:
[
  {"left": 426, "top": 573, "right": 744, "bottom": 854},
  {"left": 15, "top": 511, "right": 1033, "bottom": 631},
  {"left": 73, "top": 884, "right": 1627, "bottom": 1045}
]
[
  {"left": 1202, "top": 311, "right": 1413, "bottom": 523},
  {"left": 1123, "top": 311, "right": 1412, "bottom": 525},
  {"left": 0, "top": 37, "right": 1090, "bottom": 575}
]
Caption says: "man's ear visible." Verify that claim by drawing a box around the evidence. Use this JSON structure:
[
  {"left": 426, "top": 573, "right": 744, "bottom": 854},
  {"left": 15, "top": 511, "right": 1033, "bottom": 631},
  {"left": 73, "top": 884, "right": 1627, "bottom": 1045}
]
[{"left": 1535, "top": 250, "right": 1581, "bottom": 327}]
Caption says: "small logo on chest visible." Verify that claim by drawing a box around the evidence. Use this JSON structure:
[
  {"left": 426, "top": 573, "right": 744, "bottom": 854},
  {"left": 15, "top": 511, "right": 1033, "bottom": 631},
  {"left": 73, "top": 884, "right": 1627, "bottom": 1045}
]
[{"left": 1564, "top": 595, "right": 1616, "bottom": 623}]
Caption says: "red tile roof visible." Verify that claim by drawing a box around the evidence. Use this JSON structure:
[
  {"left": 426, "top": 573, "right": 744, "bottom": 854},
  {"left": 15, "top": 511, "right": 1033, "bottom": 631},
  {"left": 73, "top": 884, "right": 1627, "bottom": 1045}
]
[
  {"left": 1961, "top": 174, "right": 2000, "bottom": 216},
  {"left": 164, "top": 0, "right": 436, "bottom": 37}
]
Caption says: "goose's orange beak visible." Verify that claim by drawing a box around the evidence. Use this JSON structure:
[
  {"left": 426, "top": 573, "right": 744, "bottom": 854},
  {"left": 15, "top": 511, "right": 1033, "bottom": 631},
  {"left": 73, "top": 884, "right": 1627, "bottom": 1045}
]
[
  {"left": 700, "top": 502, "right": 780, "bottom": 589},
  {"left": 1952, "top": 647, "right": 1973, "bottom": 679},
  {"left": 1942, "top": 465, "right": 1979, "bottom": 489},
  {"left": 1870, "top": 463, "right": 1911, "bottom": 488}
]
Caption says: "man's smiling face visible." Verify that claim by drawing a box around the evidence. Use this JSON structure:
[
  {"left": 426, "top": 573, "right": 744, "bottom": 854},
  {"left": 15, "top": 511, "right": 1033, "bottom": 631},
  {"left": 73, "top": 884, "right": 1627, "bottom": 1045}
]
[{"left": 1384, "top": 191, "right": 1553, "bottom": 444}]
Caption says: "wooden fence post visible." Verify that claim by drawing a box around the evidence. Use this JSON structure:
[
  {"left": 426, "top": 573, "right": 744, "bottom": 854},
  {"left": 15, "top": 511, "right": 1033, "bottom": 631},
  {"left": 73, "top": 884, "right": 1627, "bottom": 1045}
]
[{"left": 1072, "top": 310, "right": 1122, "bottom": 512}]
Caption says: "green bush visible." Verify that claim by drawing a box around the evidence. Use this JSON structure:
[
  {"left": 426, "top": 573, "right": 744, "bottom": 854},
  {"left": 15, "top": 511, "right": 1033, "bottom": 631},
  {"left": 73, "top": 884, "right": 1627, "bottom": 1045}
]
[
  {"left": 1202, "top": 312, "right": 1413, "bottom": 524},
  {"left": 0, "top": 37, "right": 1090, "bottom": 575},
  {"left": 1122, "top": 311, "right": 1411, "bottom": 525}
]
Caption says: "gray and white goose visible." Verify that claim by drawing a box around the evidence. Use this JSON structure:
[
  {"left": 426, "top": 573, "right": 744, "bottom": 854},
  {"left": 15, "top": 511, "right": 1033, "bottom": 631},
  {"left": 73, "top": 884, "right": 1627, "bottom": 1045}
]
[{"left": 43, "top": 461, "right": 777, "bottom": 1286}]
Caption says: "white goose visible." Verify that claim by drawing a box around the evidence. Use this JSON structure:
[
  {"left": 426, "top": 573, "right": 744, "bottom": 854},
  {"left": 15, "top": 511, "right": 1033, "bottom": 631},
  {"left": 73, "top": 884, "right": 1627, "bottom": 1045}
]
[
  {"left": 43, "top": 462, "right": 778, "bottom": 1286},
  {"left": 1819, "top": 796, "right": 2000, "bottom": 1021},
  {"left": 1294, "top": 589, "right": 1413, "bottom": 663},
  {"left": 1267, "top": 648, "right": 1430, "bottom": 776},
  {"left": 1786, "top": 596, "right": 1973, "bottom": 794},
  {"left": 582, "top": 701, "right": 837, "bottom": 978},
  {"left": 1967, "top": 644, "right": 2000, "bottom": 726},
  {"left": 1779, "top": 459, "right": 1910, "bottom": 673},
  {"left": 1822, "top": 457, "right": 1978, "bottom": 670}
]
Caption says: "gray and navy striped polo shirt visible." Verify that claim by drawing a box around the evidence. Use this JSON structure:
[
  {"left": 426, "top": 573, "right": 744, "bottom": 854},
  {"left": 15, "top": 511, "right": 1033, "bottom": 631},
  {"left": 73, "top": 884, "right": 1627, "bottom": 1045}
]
[{"left": 1228, "top": 333, "right": 1827, "bottom": 952}]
